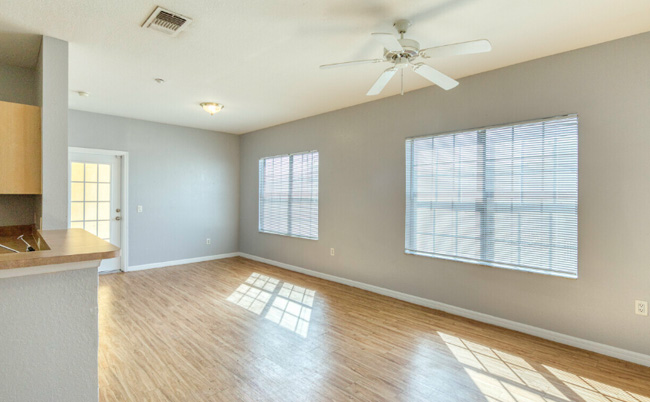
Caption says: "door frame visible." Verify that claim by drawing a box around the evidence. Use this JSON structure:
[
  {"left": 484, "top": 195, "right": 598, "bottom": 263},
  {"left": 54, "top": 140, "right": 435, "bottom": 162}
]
[{"left": 68, "top": 147, "right": 129, "bottom": 272}]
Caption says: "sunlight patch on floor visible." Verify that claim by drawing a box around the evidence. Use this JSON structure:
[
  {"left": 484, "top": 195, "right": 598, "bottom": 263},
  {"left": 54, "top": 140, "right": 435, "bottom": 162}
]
[
  {"left": 542, "top": 365, "right": 650, "bottom": 402},
  {"left": 226, "top": 273, "right": 278, "bottom": 314},
  {"left": 438, "top": 331, "right": 647, "bottom": 402},
  {"left": 227, "top": 273, "right": 315, "bottom": 337}
]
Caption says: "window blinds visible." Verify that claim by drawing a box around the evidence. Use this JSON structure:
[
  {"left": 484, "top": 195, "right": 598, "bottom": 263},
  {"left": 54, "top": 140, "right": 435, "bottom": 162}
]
[
  {"left": 259, "top": 151, "right": 319, "bottom": 240},
  {"left": 405, "top": 115, "right": 578, "bottom": 277}
]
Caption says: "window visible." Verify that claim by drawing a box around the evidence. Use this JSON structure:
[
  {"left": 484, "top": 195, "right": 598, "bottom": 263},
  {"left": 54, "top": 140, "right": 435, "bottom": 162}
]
[
  {"left": 259, "top": 151, "right": 319, "bottom": 240},
  {"left": 405, "top": 115, "right": 578, "bottom": 277},
  {"left": 70, "top": 162, "right": 112, "bottom": 241}
]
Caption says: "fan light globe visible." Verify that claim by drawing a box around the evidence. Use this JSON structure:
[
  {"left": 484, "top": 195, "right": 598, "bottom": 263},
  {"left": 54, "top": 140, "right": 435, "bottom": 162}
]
[{"left": 200, "top": 102, "right": 224, "bottom": 115}]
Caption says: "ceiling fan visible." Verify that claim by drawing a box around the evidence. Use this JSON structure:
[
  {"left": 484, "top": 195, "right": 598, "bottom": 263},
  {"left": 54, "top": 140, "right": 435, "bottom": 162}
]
[{"left": 320, "top": 19, "right": 491, "bottom": 96}]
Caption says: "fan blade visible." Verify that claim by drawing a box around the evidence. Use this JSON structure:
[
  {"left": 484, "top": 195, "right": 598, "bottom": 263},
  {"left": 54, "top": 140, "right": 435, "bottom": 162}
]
[
  {"left": 420, "top": 39, "right": 492, "bottom": 59},
  {"left": 367, "top": 67, "right": 398, "bottom": 96},
  {"left": 320, "top": 59, "right": 385, "bottom": 69},
  {"left": 370, "top": 33, "right": 403, "bottom": 52},
  {"left": 411, "top": 63, "right": 458, "bottom": 90}
]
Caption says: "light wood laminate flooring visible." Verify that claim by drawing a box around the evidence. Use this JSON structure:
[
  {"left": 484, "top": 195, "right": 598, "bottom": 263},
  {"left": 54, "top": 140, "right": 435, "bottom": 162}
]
[{"left": 99, "top": 257, "right": 650, "bottom": 401}]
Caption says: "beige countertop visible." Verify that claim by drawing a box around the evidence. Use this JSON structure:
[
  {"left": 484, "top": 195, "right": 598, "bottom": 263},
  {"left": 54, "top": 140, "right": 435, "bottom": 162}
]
[{"left": 0, "top": 228, "right": 120, "bottom": 269}]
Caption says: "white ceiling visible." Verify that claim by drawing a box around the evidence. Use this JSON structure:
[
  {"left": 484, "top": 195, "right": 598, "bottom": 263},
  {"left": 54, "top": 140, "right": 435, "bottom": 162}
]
[{"left": 0, "top": 0, "right": 649, "bottom": 134}]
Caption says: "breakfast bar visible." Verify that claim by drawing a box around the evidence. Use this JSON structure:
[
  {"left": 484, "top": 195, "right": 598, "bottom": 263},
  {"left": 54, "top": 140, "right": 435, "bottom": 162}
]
[
  {"left": 0, "top": 226, "right": 119, "bottom": 401},
  {"left": 0, "top": 226, "right": 119, "bottom": 275}
]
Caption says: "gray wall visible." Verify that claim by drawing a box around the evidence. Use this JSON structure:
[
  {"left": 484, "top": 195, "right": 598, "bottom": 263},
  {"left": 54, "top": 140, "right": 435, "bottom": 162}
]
[
  {"left": 0, "top": 63, "right": 37, "bottom": 106},
  {"left": 0, "top": 62, "right": 39, "bottom": 226},
  {"left": 0, "top": 267, "right": 98, "bottom": 402},
  {"left": 69, "top": 110, "right": 240, "bottom": 267},
  {"left": 0, "top": 196, "right": 35, "bottom": 226},
  {"left": 239, "top": 32, "right": 650, "bottom": 355},
  {"left": 39, "top": 36, "right": 69, "bottom": 230}
]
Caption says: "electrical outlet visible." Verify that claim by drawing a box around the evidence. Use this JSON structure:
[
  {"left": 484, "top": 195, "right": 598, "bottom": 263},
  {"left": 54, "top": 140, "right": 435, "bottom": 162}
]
[
  {"left": 330, "top": 248, "right": 335, "bottom": 256},
  {"left": 206, "top": 238, "right": 211, "bottom": 245},
  {"left": 137, "top": 205, "right": 143, "bottom": 213},
  {"left": 635, "top": 300, "right": 648, "bottom": 316}
]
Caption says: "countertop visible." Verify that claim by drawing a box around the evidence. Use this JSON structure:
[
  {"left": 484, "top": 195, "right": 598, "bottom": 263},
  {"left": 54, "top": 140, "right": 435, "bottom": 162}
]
[
  {"left": 0, "top": 228, "right": 120, "bottom": 269},
  {"left": 0, "top": 233, "right": 41, "bottom": 254}
]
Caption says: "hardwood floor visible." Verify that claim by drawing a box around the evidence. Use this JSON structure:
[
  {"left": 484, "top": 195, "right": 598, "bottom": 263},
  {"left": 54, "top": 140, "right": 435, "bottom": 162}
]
[{"left": 99, "top": 257, "right": 650, "bottom": 401}]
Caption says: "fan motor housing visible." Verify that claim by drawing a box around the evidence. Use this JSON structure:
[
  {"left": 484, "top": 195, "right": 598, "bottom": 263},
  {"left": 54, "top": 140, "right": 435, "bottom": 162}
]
[{"left": 385, "top": 38, "right": 420, "bottom": 60}]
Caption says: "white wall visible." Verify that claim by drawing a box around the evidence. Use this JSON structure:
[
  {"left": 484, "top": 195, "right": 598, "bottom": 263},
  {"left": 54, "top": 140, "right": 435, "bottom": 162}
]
[
  {"left": 239, "top": 32, "right": 650, "bottom": 355},
  {"left": 38, "top": 36, "right": 69, "bottom": 230},
  {"left": 0, "top": 267, "right": 98, "bottom": 402},
  {"left": 68, "top": 110, "right": 240, "bottom": 267}
]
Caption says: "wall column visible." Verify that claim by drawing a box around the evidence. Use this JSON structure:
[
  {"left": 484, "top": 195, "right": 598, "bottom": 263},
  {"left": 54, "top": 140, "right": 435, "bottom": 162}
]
[{"left": 37, "top": 36, "right": 69, "bottom": 229}]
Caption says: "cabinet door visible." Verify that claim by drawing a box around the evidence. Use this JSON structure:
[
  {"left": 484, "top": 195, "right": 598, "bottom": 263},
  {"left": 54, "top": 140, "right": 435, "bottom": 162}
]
[{"left": 0, "top": 101, "right": 41, "bottom": 194}]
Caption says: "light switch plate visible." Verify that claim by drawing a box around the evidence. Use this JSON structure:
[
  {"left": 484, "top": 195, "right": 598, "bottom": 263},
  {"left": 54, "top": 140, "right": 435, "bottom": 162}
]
[{"left": 137, "top": 205, "right": 143, "bottom": 213}]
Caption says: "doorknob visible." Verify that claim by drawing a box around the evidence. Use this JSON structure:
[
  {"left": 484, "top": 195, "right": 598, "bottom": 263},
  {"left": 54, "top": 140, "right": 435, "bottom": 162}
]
[
  {"left": 116, "top": 208, "right": 121, "bottom": 213},
  {"left": 115, "top": 216, "right": 122, "bottom": 221}
]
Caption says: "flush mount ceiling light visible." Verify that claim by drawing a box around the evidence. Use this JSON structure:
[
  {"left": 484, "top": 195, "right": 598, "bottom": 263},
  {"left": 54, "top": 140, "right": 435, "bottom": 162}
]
[
  {"left": 154, "top": 78, "right": 165, "bottom": 84},
  {"left": 77, "top": 91, "right": 90, "bottom": 97},
  {"left": 200, "top": 102, "right": 224, "bottom": 115}
]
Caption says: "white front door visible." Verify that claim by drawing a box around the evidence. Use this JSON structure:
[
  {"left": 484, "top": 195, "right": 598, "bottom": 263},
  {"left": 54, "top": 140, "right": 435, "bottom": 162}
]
[{"left": 69, "top": 152, "right": 122, "bottom": 272}]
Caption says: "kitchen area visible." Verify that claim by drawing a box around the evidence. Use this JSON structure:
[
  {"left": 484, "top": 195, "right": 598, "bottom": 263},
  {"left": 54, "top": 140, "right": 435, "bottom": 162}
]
[{"left": 0, "top": 35, "right": 118, "bottom": 402}]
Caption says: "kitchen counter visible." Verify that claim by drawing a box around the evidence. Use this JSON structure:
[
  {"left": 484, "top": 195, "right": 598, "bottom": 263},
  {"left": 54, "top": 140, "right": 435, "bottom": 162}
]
[
  {"left": 0, "top": 224, "right": 48, "bottom": 255},
  {"left": 0, "top": 226, "right": 119, "bottom": 275},
  {"left": 0, "top": 226, "right": 108, "bottom": 401}
]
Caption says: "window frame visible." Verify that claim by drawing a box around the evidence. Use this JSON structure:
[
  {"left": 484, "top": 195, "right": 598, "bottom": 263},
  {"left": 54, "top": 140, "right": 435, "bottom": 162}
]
[
  {"left": 405, "top": 115, "right": 578, "bottom": 278},
  {"left": 258, "top": 150, "right": 319, "bottom": 240}
]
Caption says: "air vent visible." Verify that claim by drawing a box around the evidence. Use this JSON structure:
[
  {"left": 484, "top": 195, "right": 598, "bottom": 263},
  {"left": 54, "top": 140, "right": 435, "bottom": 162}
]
[{"left": 142, "top": 6, "right": 192, "bottom": 37}]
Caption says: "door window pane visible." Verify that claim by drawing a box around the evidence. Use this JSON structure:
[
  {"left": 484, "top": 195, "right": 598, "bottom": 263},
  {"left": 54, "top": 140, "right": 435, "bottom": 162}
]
[
  {"left": 70, "top": 161, "right": 112, "bottom": 242},
  {"left": 98, "top": 183, "right": 110, "bottom": 201},
  {"left": 97, "top": 221, "right": 110, "bottom": 240},
  {"left": 71, "top": 202, "right": 84, "bottom": 221},
  {"left": 84, "top": 221, "right": 97, "bottom": 236},
  {"left": 85, "top": 183, "right": 98, "bottom": 201},
  {"left": 85, "top": 202, "right": 97, "bottom": 221},
  {"left": 98, "top": 164, "right": 111, "bottom": 183},
  {"left": 98, "top": 202, "right": 110, "bottom": 220},
  {"left": 85, "top": 164, "right": 98, "bottom": 182},
  {"left": 71, "top": 183, "right": 84, "bottom": 202},
  {"left": 71, "top": 163, "right": 85, "bottom": 181}
]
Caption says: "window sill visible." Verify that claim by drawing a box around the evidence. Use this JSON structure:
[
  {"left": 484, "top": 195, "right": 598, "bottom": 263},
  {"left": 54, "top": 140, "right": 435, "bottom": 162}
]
[
  {"left": 258, "top": 230, "right": 318, "bottom": 241},
  {"left": 404, "top": 250, "right": 578, "bottom": 279}
]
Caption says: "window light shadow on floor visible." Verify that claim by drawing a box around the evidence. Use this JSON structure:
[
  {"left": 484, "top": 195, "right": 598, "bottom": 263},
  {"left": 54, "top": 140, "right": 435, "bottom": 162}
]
[
  {"left": 227, "top": 273, "right": 314, "bottom": 337},
  {"left": 437, "top": 331, "right": 650, "bottom": 402}
]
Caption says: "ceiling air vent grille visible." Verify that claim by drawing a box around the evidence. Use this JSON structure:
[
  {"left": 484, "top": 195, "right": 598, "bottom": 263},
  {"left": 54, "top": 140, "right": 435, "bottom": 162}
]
[{"left": 142, "top": 6, "right": 192, "bottom": 37}]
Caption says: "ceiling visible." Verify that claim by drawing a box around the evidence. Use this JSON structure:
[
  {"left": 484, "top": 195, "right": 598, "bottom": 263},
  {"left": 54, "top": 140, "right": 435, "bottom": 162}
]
[{"left": 0, "top": 0, "right": 649, "bottom": 134}]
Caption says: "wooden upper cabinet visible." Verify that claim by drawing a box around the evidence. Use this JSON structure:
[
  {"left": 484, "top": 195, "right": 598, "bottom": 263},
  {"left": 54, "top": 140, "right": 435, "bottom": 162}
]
[{"left": 0, "top": 100, "right": 42, "bottom": 194}]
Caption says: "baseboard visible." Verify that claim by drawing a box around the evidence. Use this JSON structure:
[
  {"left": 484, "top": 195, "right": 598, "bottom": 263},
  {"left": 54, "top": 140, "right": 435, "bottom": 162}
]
[
  {"left": 127, "top": 252, "right": 239, "bottom": 272},
  {"left": 238, "top": 252, "right": 650, "bottom": 367}
]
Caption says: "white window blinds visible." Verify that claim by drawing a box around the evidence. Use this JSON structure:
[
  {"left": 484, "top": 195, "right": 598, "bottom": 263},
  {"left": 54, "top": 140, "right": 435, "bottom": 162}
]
[
  {"left": 405, "top": 115, "right": 578, "bottom": 277},
  {"left": 259, "top": 151, "right": 319, "bottom": 240}
]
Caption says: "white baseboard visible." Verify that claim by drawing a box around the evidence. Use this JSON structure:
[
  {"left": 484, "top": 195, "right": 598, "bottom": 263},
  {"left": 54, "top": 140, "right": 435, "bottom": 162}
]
[
  {"left": 127, "top": 253, "right": 239, "bottom": 272},
  {"left": 238, "top": 252, "right": 650, "bottom": 367}
]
